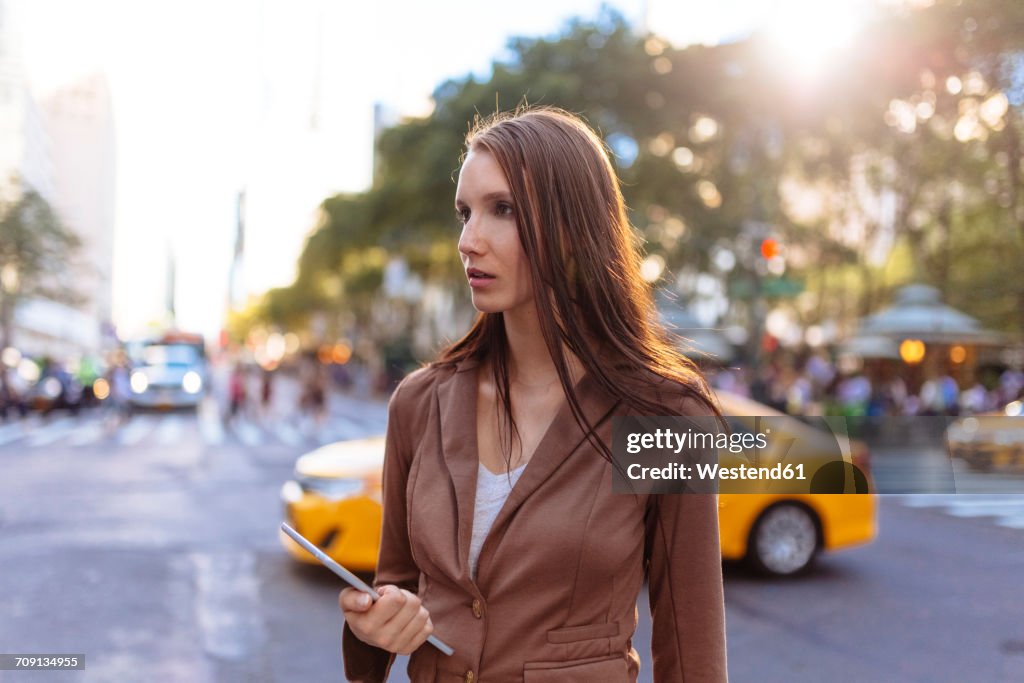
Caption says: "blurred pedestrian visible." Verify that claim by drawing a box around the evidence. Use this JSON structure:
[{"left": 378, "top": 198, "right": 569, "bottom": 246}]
[
  {"left": 998, "top": 368, "right": 1024, "bottom": 405},
  {"left": 805, "top": 351, "right": 836, "bottom": 391},
  {"left": 920, "top": 373, "right": 960, "bottom": 416},
  {"left": 785, "top": 370, "right": 813, "bottom": 416},
  {"left": 260, "top": 368, "right": 275, "bottom": 421},
  {"left": 958, "top": 380, "right": 988, "bottom": 415},
  {"left": 300, "top": 364, "right": 327, "bottom": 431},
  {"left": 106, "top": 354, "right": 133, "bottom": 427},
  {"left": 228, "top": 363, "right": 248, "bottom": 423},
  {"left": 836, "top": 371, "right": 872, "bottom": 417},
  {"left": 873, "top": 374, "right": 907, "bottom": 417}
]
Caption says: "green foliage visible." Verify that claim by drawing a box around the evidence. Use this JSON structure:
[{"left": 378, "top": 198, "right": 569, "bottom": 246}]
[
  {"left": 254, "top": 0, "right": 1024, "bottom": 347},
  {"left": 0, "top": 180, "right": 84, "bottom": 348},
  {"left": 0, "top": 183, "right": 82, "bottom": 299}
]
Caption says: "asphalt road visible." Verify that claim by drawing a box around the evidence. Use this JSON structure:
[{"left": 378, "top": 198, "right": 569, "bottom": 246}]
[{"left": 1, "top": 393, "right": 1023, "bottom": 682}]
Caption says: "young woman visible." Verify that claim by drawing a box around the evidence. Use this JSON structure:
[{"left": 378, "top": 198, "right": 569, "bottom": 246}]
[{"left": 340, "top": 107, "right": 728, "bottom": 682}]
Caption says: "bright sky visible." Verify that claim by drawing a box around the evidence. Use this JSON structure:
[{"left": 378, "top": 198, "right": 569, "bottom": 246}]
[{"left": 15, "top": 0, "right": 875, "bottom": 341}]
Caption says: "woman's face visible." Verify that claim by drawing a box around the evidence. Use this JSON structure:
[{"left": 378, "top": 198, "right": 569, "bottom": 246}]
[{"left": 455, "top": 148, "right": 533, "bottom": 315}]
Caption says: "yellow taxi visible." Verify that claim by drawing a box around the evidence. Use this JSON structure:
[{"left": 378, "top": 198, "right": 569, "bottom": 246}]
[
  {"left": 711, "top": 392, "right": 876, "bottom": 575},
  {"left": 279, "top": 437, "right": 386, "bottom": 573},
  {"left": 280, "top": 392, "right": 876, "bottom": 577}
]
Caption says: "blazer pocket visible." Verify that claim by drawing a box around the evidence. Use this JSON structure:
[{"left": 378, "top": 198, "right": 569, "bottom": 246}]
[
  {"left": 546, "top": 622, "right": 619, "bottom": 644},
  {"left": 523, "top": 654, "right": 628, "bottom": 683}
]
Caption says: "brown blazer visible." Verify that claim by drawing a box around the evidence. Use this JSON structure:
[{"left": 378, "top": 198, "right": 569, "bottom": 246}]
[{"left": 342, "top": 358, "right": 728, "bottom": 682}]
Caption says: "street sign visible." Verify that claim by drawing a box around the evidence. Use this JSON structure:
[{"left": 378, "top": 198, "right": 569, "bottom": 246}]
[{"left": 761, "top": 277, "right": 804, "bottom": 298}]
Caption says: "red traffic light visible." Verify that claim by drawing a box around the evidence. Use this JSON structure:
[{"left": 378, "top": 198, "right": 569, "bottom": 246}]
[{"left": 760, "top": 238, "right": 781, "bottom": 260}]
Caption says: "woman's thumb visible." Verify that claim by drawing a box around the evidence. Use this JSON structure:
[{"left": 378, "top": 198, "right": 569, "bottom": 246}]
[{"left": 341, "top": 588, "right": 373, "bottom": 612}]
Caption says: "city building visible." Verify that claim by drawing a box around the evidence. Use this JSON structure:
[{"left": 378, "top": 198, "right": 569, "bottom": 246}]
[
  {"left": 39, "top": 73, "right": 117, "bottom": 341},
  {"left": 0, "top": 0, "right": 116, "bottom": 359},
  {"left": 0, "top": 0, "right": 53, "bottom": 201}
]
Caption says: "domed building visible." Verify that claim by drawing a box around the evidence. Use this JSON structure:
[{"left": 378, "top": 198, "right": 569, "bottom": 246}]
[{"left": 843, "top": 284, "right": 1006, "bottom": 392}]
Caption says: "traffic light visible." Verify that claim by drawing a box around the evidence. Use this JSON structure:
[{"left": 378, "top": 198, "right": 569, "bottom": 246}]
[{"left": 760, "top": 238, "right": 781, "bottom": 260}]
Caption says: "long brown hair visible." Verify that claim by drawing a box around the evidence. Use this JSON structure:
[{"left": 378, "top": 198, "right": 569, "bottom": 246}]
[{"left": 434, "top": 106, "right": 719, "bottom": 466}]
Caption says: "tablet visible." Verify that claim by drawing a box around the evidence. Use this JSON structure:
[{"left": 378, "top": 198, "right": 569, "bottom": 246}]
[{"left": 280, "top": 522, "right": 454, "bottom": 656}]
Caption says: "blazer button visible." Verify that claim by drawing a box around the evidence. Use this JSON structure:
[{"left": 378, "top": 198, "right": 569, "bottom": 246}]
[
  {"left": 464, "top": 670, "right": 475, "bottom": 683},
  {"left": 471, "top": 599, "right": 483, "bottom": 619}
]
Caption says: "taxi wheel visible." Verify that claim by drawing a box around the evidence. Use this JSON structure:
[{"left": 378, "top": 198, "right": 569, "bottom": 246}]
[{"left": 748, "top": 503, "right": 820, "bottom": 577}]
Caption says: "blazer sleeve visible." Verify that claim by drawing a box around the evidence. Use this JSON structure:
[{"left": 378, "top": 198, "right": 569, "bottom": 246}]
[
  {"left": 342, "top": 379, "right": 422, "bottom": 682},
  {"left": 644, "top": 394, "right": 728, "bottom": 682}
]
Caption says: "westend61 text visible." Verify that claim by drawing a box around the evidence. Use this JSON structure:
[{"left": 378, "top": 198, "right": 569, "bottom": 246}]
[
  {"left": 625, "top": 427, "right": 768, "bottom": 455},
  {"left": 627, "top": 462, "right": 806, "bottom": 481}
]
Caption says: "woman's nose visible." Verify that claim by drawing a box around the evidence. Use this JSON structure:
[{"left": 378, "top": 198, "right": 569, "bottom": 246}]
[{"left": 458, "top": 220, "right": 482, "bottom": 255}]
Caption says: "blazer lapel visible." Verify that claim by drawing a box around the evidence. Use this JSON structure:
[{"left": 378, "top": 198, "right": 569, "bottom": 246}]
[
  {"left": 478, "top": 371, "right": 620, "bottom": 581},
  {"left": 436, "top": 360, "right": 621, "bottom": 585},
  {"left": 435, "top": 359, "right": 482, "bottom": 581}
]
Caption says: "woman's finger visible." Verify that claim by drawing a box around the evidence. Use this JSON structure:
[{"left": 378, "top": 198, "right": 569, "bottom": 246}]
[
  {"left": 338, "top": 587, "right": 373, "bottom": 613},
  {"left": 392, "top": 604, "right": 432, "bottom": 655}
]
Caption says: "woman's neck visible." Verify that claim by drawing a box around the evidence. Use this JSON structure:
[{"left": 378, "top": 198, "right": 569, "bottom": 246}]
[{"left": 501, "top": 304, "right": 584, "bottom": 389}]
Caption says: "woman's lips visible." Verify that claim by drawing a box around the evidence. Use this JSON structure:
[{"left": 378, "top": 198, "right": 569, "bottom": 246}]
[{"left": 467, "top": 268, "right": 495, "bottom": 288}]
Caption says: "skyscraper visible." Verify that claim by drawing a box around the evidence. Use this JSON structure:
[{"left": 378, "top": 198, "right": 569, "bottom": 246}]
[{"left": 39, "top": 73, "right": 117, "bottom": 340}]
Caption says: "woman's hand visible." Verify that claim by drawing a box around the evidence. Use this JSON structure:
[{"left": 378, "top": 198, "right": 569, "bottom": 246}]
[{"left": 339, "top": 585, "right": 434, "bottom": 655}]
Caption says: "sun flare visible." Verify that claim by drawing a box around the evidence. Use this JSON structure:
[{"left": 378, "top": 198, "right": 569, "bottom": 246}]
[{"left": 763, "top": 0, "right": 872, "bottom": 81}]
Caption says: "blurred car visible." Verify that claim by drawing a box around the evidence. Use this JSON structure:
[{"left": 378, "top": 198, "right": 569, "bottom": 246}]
[
  {"left": 946, "top": 400, "right": 1024, "bottom": 472},
  {"left": 280, "top": 437, "right": 385, "bottom": 573},
  {"left": 1, "top": 370, "right": 30, "bottom": 419},
  {"left": 25, "top": 364, "right": 84, "bottom": 415},
  {"left": 125, "top": 332, "right": 208, "bottom": 410},
  {"left": 280, "top": 392, "right": 876, "bottom": 578}
]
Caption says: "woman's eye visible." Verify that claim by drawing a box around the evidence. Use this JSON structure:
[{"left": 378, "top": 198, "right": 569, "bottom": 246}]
[
  {"left": 456, "top": 208, "right": 470, "bottom": 224},
  {"left": 496, "top": 203, "right": 514, "bottom": 217}
]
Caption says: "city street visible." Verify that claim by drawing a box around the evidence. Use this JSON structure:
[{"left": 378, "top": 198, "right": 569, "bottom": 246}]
[
  {"left": 1, "top": 396, "right": 1023, "bottom": 682},
  {"left": 4, "top": 2, "right": 1024, "bottom": 682}
]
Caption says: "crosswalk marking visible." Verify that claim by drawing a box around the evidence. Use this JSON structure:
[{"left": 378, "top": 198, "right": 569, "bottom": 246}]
[
  {"left": 321, "top": 414, "right": 385, "bottom": 442},
  {"left": 0, "top": 407, "right": 385, "bottom": 450},
  {"left": 155, "top": 414, "right": 183, "bottom": 445},
  {"left": 67, "top": 419, "right": 109, "bottom": 446},
  {"left": 118, "top": 414, "right": 156, "bottom": 446},
  {"left": 193, "top": 551, "right": 266, "bottom": 660},
  {"left": 899, "top": 494, "right": 1024, "bottom": 530},
  {"left": 0, "top": 420, "right": 29, "bottom": 446},
  {"left": 275, "top": 421, "right": 304, "bottom": 447},
  {"left": 198, "top": 401, "right": 225, "bottom": 445},
  {"left": 26, "top": 416, "right": 77, "bottom": 447},
  {"left": 231, "top": 419, "right": 263, "bottom": 447},
  {"left": 943, "top": 498, "right": 1024, "bottom": 511}
]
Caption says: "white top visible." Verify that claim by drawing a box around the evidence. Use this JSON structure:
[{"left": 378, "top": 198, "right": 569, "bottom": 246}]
[{"left": 469, "top": 462, "right": 527, "bottom": 579}]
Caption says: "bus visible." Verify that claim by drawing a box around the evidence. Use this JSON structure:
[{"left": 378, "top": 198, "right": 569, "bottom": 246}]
[{"left": 124, "top": 331, "right": 208, "bottom": 410}]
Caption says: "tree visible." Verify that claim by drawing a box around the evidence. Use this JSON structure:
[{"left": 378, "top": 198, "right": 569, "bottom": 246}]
[
  {"left": 256, "top": 1, "right": 1024, "bottom": 356},
  {"left": 0, "top": 181, "right": 84, "bottom": 350}
]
